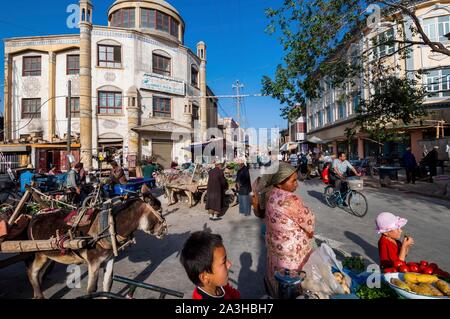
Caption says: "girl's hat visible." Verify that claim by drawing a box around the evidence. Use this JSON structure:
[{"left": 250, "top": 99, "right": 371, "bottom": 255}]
[{"left": 376, "top": 212, "right": 407, "bottom": 234}]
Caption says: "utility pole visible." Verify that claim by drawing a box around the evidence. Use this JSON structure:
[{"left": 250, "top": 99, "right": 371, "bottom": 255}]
[
  {"left": 232, "top": 80, "right": 244, "bottom": 128},
  {"left": 67, "top": 80, "right": 72, "bottom": 171}
]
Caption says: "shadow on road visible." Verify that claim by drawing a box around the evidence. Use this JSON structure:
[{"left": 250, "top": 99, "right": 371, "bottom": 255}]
[
  {"left": 344, "top": 231, "right": 379, "bottom": 263},
  {"left": 306, "top": 190, "right": 328, "bottom": 206},
  {"left": 115, "top": 231, "right": 192, "bottom": 295}
]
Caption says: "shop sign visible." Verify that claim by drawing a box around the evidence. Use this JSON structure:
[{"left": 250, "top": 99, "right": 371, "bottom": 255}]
[{"left": 142, "top": 74, "right": 185, "bottom": 96}]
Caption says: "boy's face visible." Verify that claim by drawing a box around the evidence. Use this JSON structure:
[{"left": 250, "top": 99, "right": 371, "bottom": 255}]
[
  {"left": 385, "top": 228, "right": 403, "bottom": 240},
  {"left": 201, "top": 246, "right": 232, "bottom": 288}
]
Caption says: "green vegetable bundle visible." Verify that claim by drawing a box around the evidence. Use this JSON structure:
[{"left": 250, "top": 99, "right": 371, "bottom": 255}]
[
  {"left": 343, "top": 256, "right": 366, "bottom": 274},
  {"left": 356, "top": 283, "right": 398, "bottom": 299}
]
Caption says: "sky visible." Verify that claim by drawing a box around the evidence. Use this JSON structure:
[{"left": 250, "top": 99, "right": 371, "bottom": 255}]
[{"left": 0, "top": 0, "right": 288, "bottom": 129}]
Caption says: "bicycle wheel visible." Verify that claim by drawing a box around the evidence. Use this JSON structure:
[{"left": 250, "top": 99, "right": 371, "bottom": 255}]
[
  {"left": 324, "top": 186, "right": 337, "bottom": 208},
  {"left": 347, "top": 191, "right": 368, "bottom": 217}
]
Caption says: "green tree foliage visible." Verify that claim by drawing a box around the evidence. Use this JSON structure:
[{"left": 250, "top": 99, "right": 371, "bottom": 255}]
[
  {"left": 356, "top": 75, "right": 429, "bottom": 142},
  {"left": 262, "top": 0, "right": 447, "bottom": 124}
]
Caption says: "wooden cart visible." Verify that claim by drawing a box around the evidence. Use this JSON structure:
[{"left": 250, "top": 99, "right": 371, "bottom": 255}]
[{"left": 0, "top": 187, "right": 86, "bottom": 270}]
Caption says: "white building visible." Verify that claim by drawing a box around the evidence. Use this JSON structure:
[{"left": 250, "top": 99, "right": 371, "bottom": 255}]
[{"left": 2, "top": 0, "right": 218, "bottom": 172}]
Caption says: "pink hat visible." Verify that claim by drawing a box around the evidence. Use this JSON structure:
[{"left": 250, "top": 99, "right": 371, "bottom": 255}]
[{"left": 375, "top": 212, "right": 408, "bottom": 234}]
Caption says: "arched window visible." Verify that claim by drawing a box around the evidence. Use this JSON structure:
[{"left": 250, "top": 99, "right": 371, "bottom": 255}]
[
  {"left": 140, "top": 8, "right": 179, "bottom": 38},
  {"left": 97, "top": 86, "right": 123, "bottom": 115},
  {"left": 152, "top": 51, "right": 171, "bottom": 77},
  {"left": 111, "top": 8, "right": 135, "bottom": 28},
  {"left": 97, "top": 40, "right": 122, "bottom": 68},
  {"left": 191, "top": 65, "right": 199, "bottom": 87}
]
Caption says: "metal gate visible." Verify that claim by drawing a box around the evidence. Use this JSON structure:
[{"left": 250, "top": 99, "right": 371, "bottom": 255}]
[{"left": 0, "top": 153, "right": 20, "bottom": 174}]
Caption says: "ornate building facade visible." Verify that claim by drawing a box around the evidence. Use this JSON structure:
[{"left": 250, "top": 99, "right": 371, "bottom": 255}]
[{"left": 2, "top": 0, "right": 218, "bottom": 171}]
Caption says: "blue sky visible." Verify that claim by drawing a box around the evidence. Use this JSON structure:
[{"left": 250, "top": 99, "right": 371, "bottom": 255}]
[{"left": 0, "top": 0, "right": 288, "bottom": 129}]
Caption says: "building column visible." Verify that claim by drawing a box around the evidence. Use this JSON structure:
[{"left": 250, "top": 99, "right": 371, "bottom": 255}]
[
  {"left": 48, "top": 51, "right": 56, "bottom": 142},
  {"left": 197, "top": 42, "right": 207, "bottom": 140},
  {"left": 357, "top": 137, "right": 365, "bottom": 159},
  {"left": 127, "top": 87, "right": 140, "bottom": 173},
  {"left": 3, "top": 53, "right": 12, "bottom": 141},
  {"left": 410, "top": 130, "right": 423, "bottom": 161},
  {"left": 79, "top": 0, "right": 93, "bottom": 169},
  {"left": 332, "top": 141, "right": 338, "bottom": 155}
]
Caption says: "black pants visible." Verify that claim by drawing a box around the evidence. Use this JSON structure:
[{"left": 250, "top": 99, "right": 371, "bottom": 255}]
[
  {"left": 405, "top": 168, "right": 416, "bottom": 184},
  {"left": 330, "top": 175, "right": 348, "bottom": 197}
]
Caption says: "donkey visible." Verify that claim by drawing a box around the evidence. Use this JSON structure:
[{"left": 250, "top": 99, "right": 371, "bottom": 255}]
[{"left": 26, "top": 196, "right": 167, "bottom": 299}]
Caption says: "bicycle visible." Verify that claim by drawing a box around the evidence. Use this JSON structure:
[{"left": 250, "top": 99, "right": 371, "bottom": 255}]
[{"left": 324, "top": 177, "right": 368, "bottom": 217}]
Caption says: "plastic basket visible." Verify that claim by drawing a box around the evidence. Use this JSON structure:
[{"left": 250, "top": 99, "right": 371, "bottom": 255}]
[{"left": 348, "top": 179, "right": 363, "bottom": 191}]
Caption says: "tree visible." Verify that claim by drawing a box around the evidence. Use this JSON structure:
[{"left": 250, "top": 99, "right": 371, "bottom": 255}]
[
  {"left": 262, "top": 0, "right": 446, "bottom": 121},
  {"left": 355, "top": 75, "right": 429, "bottom": 143}
]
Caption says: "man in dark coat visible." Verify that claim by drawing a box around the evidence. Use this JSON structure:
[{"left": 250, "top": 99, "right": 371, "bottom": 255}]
[
  {"left": 206, "top": 162, "right": 228, "bottom": 221},
  {"left": 236, "top": 159, "right": 252, "bottom": 216},
  {"left": 423, "top": 146, "right": 439, "bottom": 183},
  {"left": 403, "top": 147, "right": 417, "bottom": 184}
]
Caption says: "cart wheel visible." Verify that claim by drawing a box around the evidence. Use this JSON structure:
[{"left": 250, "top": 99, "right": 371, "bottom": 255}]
[{"left": 82, "top": 195, "right": 97, "bottom": 209}]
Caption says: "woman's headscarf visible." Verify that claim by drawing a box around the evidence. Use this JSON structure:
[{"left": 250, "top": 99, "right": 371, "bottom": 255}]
[{"left": 257, "top": 162, "right": 297, "bottom": 194}]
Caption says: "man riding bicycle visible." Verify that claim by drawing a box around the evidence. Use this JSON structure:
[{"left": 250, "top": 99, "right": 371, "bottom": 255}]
[{"left": 331, "top": 152, "right": 361, "bottom": 206}]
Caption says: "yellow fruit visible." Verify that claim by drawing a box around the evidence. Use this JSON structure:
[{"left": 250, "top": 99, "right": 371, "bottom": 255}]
[
  {"left": 423, "top": 284, "right": 444, "bottom": 297},
  {"left": 390, "top": 279, "right": 411, "bottom": 292},
  {"left": 416, "top": 274, "right": 439, "bottom": 284},
  {"left": 436, "top": 280, "right": 450, "bottom": 296},
  {"left": 404, "top": 273, "right": 419, "bottom": 284}
]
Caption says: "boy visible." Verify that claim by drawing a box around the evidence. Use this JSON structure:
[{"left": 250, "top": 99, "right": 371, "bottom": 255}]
[{"left": 180, "top": 231, "right": 241, "bottom": 299}]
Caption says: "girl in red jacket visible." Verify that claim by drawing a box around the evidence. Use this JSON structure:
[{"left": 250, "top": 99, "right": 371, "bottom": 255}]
[{"left": 376, "top": 212, "right": 414, "bottom": 271}]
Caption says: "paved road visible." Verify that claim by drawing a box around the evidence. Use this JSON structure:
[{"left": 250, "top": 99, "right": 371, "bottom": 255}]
[{"left": 1, "top": 177, "right": 449, "bottom": 299}]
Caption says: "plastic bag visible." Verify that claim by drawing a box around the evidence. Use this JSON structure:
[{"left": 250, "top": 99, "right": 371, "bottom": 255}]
[{"left": 301, "top": 244, "right": 352, "bottom": 299}]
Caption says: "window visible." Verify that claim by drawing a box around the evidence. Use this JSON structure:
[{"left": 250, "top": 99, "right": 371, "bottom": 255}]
[
  {"left": 424, "top": 15, "right": 450, "bottom": 42},
  {"left": 152, "top": 53, "right": 171, "bottom": 77},
  {"left": 153, "top": 97, "right": 171, "bottom": 118},
  {"left": 326, "top": 105, "right": 333, "bottom": 124},
  {"left": 22, "top": 98, "right": 41, "bottom": 118},
  {"left": 111, "top": 8, "right": 135, "bottom": 28},
  {"left": 353, "top": 94, "right": 360, "bottom": 113},
  {"left": 191, "top": 66, "right": 199, "bottom": 87},
  {"left": 192, "top": 104, "right": 199, "bottom": 120},
  {"left": 425, "top": 68, "right": 450, "bottom": 97},
  {"left": 318, "top": 111, "right": 323, "bottom": 127},
  {"left": 98, "top": 91, "right": 123, "bottom": 114},
  {"left": 309, "top": 116, "right": 315, "bottom": 130},
  {"left": 67, "top": 55, "right": 80, "bottom": 75},
  {"left": 23, "top": 56, "right": 41, "bottom": 76},
  {"left": 98, "top": 45, "right": 121, "bottom": 68},
  {"left": 66, "top": 97, "right": 80, "bottom": 118},
  {"left": 141, "top": 9, "right": 179, "bottom": 38},
  {"left": 141, "top": 8, "right": 156, "bottom": 29},
  {"left": 156, "top": 11, "right": 170, "bottom": 33},
  {"left": 372, "top": 28, "right": 395, "bottom": 59},
  {"left": 338, "top": 102, "right": 346, "bottom": 119},
  {"left": 170, "top": 18, "right": 179, "bottom": 38}
]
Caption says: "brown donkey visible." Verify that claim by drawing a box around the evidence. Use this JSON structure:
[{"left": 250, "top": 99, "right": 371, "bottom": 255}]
[{"left": 26, "top": 197, "right": 167, "bottom": 299}]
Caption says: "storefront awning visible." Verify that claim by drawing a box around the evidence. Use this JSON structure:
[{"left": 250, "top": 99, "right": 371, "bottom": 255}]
[
  {"left": 307, "top": 136, "right": 332, "bottom": 144},
  {"left": 280, "top": 142, "right": 300, "bottom": 152},
  {"left": 0, "top": 145, "right": 30, "bottom": 153}
]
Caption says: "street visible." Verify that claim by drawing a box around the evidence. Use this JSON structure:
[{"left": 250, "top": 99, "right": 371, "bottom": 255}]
[{"left": 1, "top": 177, "right": 449, "bottom": 299}]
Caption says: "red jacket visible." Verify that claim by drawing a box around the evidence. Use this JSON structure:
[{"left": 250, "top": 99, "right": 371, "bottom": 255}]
[
  {"left": 192, "top": 284, "right": 241, "bottom": 300},
  {"left": 378, "top": 235, "right": 402, "bottom": 269}
]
